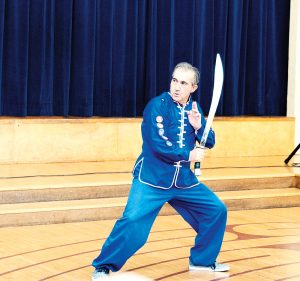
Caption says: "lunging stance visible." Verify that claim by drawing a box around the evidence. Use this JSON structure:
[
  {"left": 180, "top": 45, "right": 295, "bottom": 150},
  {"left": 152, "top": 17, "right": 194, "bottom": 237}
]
[{"left": 92, "top": 62, "right": 229, "bottom": 280}]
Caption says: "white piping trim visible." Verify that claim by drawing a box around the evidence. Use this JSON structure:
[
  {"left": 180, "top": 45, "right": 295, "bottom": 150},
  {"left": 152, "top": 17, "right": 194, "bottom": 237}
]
[
  {"left": 174, "top": 166, "right": 200, "bottom": 189},
  {"left": 135, "top": 157, "right": 199, "bottom": 189},
  {"left": 132, "top": 157, "right": 143, "bottom": 174},
  {"left": 137, "top": 157, "right": 178, "bottom": 189}
]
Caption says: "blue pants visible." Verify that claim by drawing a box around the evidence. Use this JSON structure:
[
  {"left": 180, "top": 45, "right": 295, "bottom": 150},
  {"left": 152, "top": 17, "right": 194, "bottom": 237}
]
[{"left": 92, "top": 178, "right": 227, "bottom": 272}]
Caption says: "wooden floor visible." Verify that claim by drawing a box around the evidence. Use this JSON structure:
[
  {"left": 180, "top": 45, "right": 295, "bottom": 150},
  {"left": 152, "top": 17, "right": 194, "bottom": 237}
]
[
  {"left": 0, "top": 207, "right": 300, "bottom": 281},
  {"left": 0, "top": 155, "right": 299, "bottom": 280}
]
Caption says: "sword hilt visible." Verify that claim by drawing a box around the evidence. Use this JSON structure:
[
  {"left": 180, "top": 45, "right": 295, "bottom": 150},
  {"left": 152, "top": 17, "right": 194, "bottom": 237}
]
[
  {"left": 194, "top": 145, "right": 205, "bottom": 176},
  {"left": 194, "top": 161, "right": 201, "bottom": 176}
]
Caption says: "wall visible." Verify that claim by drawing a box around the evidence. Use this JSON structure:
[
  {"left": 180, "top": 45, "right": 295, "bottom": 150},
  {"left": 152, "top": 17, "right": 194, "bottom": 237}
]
[
  {"left": 0, "top": 117, "right": 294, "bottom": 164},
  {"left": 287, "top": 0, "right": 300, "bottom": 155}
]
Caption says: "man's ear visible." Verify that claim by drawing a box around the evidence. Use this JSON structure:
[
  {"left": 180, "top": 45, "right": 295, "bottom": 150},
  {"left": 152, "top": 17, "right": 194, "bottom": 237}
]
[{"left": 191, "top": 84, "right": 198, "bottom": 93}]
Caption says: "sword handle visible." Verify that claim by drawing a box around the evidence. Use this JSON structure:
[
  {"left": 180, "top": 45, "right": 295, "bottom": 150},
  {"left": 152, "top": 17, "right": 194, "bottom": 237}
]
[
  {"left": 193, "top": 145, "right": 206, "bottom": 176},
  {"left": 194, "top": 161, "right": 201, "bottom": 176}
]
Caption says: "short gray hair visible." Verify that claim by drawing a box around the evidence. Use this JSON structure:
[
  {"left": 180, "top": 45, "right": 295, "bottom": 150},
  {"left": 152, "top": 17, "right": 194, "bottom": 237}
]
[{"left": 173, "top": 62, "right": 200, "bottom": 85}]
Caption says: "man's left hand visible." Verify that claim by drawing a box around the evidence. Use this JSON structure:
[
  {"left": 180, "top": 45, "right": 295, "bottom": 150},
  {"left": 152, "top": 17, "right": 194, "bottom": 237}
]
[{"left": 187, "top": 101, "right": 201, "bottom": 130}]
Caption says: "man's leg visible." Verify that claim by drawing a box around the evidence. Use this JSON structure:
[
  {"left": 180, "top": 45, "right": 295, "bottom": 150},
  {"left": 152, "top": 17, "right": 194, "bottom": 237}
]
[
  {"left": 169, "top": 183, "right": 227, "bottom": 267},
  {"left": 92, "top": 179, "right": 170, "bottom": 272}
]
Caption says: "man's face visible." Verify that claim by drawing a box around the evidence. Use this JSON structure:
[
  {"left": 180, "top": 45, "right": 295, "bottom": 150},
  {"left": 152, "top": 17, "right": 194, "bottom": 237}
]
[{"left": 170, "top": 68, "right": 198, "bottom": 105}]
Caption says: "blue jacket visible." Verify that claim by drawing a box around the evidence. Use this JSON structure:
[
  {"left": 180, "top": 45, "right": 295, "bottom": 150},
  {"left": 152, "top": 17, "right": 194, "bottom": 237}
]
[{"left": 133, "top": 92, "right": 215, "bottom": 189}]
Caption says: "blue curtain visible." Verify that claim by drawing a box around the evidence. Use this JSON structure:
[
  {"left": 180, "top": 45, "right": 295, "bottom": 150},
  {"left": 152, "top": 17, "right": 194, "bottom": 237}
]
[{"left": 0, "top": 0, "right": 290, "bottom": 117}]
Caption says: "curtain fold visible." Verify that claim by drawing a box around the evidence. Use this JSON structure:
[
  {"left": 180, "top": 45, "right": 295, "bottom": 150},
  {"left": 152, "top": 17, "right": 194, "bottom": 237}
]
[
  {"left": 53, "top": 0, "right": 72, "bottom": 116},
  {"left": 27, "top": 0, "right": 55, "bottom": 115},
  {"left": 69, "top": 0, "right": 96, "bottom": 116},
  {"left": 0, "top": 0, "right": 290, "bottom": 117},
  {"left": 0, "top": 1, "right": 5, "bottom": 109},
  {"left": 2, "top": 0, "right": 29, "bottom": 116}
]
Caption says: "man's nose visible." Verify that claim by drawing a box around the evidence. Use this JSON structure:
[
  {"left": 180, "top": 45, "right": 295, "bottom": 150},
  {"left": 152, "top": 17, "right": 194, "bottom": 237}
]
[{"left": 175, "top": 83, "right": 181, "bottom": 90}]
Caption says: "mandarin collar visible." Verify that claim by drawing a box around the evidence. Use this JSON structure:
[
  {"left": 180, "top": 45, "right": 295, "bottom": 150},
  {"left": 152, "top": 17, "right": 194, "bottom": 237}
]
[{"left": 168, "top": 92, "right": 192, "bottom": 108}]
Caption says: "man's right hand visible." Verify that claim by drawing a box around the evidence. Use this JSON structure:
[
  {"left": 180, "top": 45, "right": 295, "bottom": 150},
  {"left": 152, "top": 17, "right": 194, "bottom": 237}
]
[{"left": 189, "top": 147, "right": 206, "bottom": 162}]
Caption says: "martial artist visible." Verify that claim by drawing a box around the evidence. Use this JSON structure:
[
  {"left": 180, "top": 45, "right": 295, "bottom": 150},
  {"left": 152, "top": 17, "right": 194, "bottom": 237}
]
[{"left": 92, "top": 62, "right": 229, "bottom": 280}]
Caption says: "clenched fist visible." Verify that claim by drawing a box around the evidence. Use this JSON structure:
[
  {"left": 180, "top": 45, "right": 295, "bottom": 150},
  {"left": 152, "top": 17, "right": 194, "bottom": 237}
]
[{"left": 189, "top": 147, "right": 206, "bottom": 162}]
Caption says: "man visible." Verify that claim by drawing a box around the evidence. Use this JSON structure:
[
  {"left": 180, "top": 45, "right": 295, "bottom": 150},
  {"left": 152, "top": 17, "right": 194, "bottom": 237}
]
[{"left": 92, "top": 62, "right": 229, "bottom": 280}]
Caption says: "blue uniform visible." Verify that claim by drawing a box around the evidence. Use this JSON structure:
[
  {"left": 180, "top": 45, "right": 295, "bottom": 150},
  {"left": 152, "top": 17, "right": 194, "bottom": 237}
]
[
  {"left": 92, "top": 92, "right": 227, "bottom": 272},
  {"left": 133, "top": 91, "right": 215, "bottom": 189}
]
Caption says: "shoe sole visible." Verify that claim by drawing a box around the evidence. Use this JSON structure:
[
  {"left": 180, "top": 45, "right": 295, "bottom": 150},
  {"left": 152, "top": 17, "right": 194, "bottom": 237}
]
[
  {"left": 189, "top": 265, "right": 230, "bottom": 272},
  {"left": 92, "top": 274, "right": 109, "bottom": 280}
]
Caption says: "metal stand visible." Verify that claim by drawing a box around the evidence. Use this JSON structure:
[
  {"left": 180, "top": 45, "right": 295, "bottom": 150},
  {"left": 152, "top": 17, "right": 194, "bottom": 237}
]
[{"left": 284, "top": 143, "right": 300, "bottom": 165}]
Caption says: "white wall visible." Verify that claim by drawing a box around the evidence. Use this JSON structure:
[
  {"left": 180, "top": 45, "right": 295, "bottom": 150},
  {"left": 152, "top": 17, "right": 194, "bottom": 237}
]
[{"left": 287, "top": 0, "right": 300, "bottom": 156}]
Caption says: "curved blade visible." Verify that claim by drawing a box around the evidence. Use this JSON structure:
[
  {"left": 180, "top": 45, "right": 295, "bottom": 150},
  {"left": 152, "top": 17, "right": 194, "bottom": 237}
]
[{"left": 199, "top": 53, "right": 224, "bottom": 146}]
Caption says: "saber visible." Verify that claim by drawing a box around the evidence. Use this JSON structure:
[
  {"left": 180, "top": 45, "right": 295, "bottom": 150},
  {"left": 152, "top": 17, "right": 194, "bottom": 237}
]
[{"left": 194, "top": 53, "right": 224, "bottom": 176}]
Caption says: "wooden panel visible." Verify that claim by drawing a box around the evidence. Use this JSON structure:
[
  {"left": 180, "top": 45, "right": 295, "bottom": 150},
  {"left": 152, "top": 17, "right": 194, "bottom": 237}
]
[
  {"left": 1, "top": 188, "right": 300, "bottom": 227},
  {"left": 0, "top": 117, "right": 295, "bottom": 164}
]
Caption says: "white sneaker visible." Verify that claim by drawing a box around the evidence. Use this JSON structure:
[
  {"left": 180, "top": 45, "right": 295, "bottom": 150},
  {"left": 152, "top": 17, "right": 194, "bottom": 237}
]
[
  {"left": 92, "top": 268, "right": 110, "bottom": 280},
  {"left": 189, "top": 261, "right": 230, "bottom": 272}
]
